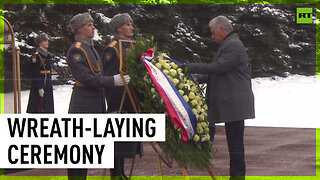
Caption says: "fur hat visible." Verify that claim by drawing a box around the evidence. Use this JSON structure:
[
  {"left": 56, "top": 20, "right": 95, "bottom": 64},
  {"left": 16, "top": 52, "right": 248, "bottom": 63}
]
[
  {"left": 35, "top": 33, "right": 49, "bottom": 46},
  {"left": 110, "top": 13, "right": 133, "bottom": 33},
  {"left": 69, "top": 13, "right": 94, "bottom": 33}
]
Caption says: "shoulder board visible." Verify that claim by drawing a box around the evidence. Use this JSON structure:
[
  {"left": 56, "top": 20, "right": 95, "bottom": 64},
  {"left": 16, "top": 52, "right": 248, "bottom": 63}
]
[
  {"left": 34, "top": 51, "right": 39, "bottom": 55},
  {"left": 75, "top": 42, "right": 82, "bottom": 48},
  {"left": 108, "top": 41, "right": 118, "bottom": 48}
]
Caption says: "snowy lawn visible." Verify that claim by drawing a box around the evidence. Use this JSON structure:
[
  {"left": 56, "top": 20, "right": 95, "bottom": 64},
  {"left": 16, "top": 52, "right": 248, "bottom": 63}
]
[
  {"left": 246, "top": 75, "right": 319, "bottom": 128},
  {"left": 4, "top": 75, "right": 320, "bottom": 128}
]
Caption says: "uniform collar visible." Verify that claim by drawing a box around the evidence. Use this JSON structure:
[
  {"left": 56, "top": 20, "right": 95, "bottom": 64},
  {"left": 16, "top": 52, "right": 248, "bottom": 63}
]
[
  {"left": 36, "top": 47, "right": 49, "bottom": 57},
  {"left": 75, "top": 34, "right": 94, "bottom": 47},
  {"left": 113, "top": 35, "right": 132, "bottom": 47}
]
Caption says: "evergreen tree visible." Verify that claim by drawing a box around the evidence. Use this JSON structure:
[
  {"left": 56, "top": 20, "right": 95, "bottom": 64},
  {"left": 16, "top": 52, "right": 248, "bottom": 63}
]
[{"left": 3, "top": 4, "right": 317, "bottom": 92}]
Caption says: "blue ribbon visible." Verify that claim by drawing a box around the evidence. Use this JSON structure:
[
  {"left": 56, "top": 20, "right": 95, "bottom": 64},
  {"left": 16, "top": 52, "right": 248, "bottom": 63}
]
[{"left": 162, "top": 56, "right": 216, "bottom": 142}]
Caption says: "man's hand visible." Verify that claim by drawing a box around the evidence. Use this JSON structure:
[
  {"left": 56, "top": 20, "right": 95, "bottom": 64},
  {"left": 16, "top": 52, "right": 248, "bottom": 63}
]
[
  {"left": 38, "top": 89, "right": 44, "bottom": 97},
  {"left": 113, "top": 74, "right": 131, "bottom": 86}
]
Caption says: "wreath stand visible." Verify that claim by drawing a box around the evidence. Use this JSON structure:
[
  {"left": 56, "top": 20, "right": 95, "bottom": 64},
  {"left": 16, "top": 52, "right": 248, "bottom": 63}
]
[{"left": 113, "top": 39, "right": 216, "bottom": 180}]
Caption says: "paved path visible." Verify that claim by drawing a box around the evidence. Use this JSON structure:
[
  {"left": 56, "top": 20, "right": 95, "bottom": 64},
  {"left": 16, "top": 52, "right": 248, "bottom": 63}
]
[{"left": 4, "top": 126, "right": 316, "bottom": 177}]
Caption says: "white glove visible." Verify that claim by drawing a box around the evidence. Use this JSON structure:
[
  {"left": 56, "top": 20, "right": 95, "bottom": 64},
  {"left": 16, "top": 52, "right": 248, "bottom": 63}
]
[
  {"left": 113, "top": 74, "right": 130, "bottom": 86},
  {"left": 38, "top": 89, "right": 44, "bottom": 97}
]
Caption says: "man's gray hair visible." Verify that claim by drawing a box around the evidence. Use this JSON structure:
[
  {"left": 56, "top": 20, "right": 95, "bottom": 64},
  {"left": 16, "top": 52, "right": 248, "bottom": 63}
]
[{"left": 208, "top": 15, "right": 233, "bottom": 32}]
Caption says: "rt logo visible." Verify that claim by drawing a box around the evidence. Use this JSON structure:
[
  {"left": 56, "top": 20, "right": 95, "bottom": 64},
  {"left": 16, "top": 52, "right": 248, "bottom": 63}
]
[{"left": 297, "top": 8, "right": 313, "bottom": 24}]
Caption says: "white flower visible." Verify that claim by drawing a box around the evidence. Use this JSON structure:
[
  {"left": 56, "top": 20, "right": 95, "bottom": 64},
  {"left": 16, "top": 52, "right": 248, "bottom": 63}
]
[
  {"left": 155, "top": 63, "right": 162, "bottom": 69},
  {"left": 191, "top": 99, "right": 198, "bottom": 106},
  {"left": 183, "top": 95, "right": 189, "bottom": 102},
  {"left": 188, "top": 92, "right": 196, "bottom": 99},
  {"left": 203, "top": 104, "right": 208, "bottom": 111},
  {"left": 159, "top": 59, "right": 166, "bottom": 66},
  {"left": 184, "top": 84, "right": 191, "bottom": 91},
  {"left": 207, "top": 134, "right": 211, "bottom": 140},
  {"left": 195, "top": 95, "right": 201, "bottom": 101},
  {"left": 164, "top": 63, "right": 171, "bottom": 70},
  {"left": 177, "top": 68, "right": 182, "bottom": 74},
  {"left": 170, "top": 69, "right": 177, "bottom": 76},
  {"left": 192, "top": 108, "right": 198, "bottom": 115},
  {"left": 201, "top": 135, "right": 207, "bottom": 142},
  {"left": 197, "top": 125, "right": 203, "bottom": 134},
  {"left": 201, "top": 122, "right": 207, "bottom": 127},
  {"left": 193, "top": 134, "right": 200, "bottom": 142},
  {"left": 170, "top": 62, "right": 178, "bottom": 69},
  {"left": 172, "top": 78, "right": 179, "bottom": 85},
  {"left": 197, "top": 105, "right": 201, "bottom": 113},
  {"left": 179, "top": 90, "right": 184, "bottom": 96},
  {"left": 199, "top": 114, "right": 205, "bottom": 121},
  {"left": 191, "top": 86, "right": 198, "bottom": 93},
  {"left": 204, "top": 127, "right": 210, "bottom": 134},
  {"left": 151, "top": 88, "right": 156, "bottom": 94},
  {"left": 163, "top": 69, "right": 169, "bottom": 75},
  {"left": 178, "top": 83, "right": 184, "bottom": 89}
]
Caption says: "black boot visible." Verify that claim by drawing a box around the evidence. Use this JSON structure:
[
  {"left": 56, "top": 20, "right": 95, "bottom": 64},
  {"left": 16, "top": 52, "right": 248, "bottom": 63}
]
[{"left": 67, "top": 169, "right": 87, "bottom": 180}]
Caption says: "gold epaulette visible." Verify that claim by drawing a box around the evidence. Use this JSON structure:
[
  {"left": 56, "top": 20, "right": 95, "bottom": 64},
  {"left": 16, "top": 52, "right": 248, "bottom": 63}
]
[
  {"left": 108, "top": 41, "right": 120, "bottom": 60},
  {"left": 75, "top": 42, "right": 82, "bottom": 48},
  {"left": 109, "top": 40, "right": 118, "bottom": 48},
  {"left": 72, "top": 41, "right": 100, "bottom": 76},
  {"left": 75, "top": 80, "right": 85, "bottom": 87},
  {"left": 33, "top": 52, "right": 45, "bottom": 68}
]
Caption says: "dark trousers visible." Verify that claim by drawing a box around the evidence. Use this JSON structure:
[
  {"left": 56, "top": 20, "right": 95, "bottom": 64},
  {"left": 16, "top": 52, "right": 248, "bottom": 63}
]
[
  {"left": 110, "top": 157, "right": 125, "bottom": 176},
  {"left": 67, "top": 169, "right": 87, "bottom": 180},
  {"left": 225, "top": 120, "right": 245, "bottom": 179}
]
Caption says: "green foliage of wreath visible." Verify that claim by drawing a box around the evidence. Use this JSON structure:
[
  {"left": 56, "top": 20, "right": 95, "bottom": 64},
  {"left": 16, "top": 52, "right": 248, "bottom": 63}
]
[{"left": 126, "top": 37, "right": 214, "bottom": 171}]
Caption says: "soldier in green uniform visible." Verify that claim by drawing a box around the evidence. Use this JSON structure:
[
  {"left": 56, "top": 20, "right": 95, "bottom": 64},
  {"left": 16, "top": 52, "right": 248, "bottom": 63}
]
[
  {"left": 27, "top": 33, "right": 54, "bottom": 113},
  {"left": 102, "top": 13, "right": 142, "bottom": 178},
  {"left": 66, "top": 13, "right": 130, "bottom": 180}
]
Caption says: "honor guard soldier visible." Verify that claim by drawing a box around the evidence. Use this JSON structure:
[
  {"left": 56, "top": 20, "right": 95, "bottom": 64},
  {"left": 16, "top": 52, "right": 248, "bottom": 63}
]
[
  {"left": 66, "top": 13, "right": 130, "bottom": 180},
  {"left": 27, "top": 33, "right": 54, "bottom": 113},
  {"left": 102, "top": 13, "right": 142, "bottom": 178}
]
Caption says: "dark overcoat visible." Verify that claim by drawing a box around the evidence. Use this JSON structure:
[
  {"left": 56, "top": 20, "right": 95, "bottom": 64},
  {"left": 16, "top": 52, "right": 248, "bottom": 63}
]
[
  {"left": 187, "top": 32, "right": 255, "bottom": 123},
  {"left": 102, "top": 38, "right": 142, "bottom": 158},
  {"left": 27, "top": 48, "right": 54, "bottom": 113},
  {"left": 102, "top": 38, "right": 134, "bottom": 113},
  {"left": 67, "top": 38, "right": 114, "bottom": 113}
]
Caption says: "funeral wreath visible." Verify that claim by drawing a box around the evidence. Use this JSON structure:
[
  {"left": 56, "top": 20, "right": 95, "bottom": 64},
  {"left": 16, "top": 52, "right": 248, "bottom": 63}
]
[{"left": 126, "top": 38, "right": 215, "bottom": 170}]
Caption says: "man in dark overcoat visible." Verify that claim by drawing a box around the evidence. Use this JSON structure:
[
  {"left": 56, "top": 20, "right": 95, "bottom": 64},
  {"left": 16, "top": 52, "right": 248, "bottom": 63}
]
[
  {"left": 27, "top": 33, "right": 54, "bottom": 113},
  {"left": 184, "top": 15, "right": 255, "bottom": 180},
  {"left": 102, "top": 13, "right": 142, "bottom": 178},
  {"left": 66, "top": 12, "right": 130, "bottom": 180}
]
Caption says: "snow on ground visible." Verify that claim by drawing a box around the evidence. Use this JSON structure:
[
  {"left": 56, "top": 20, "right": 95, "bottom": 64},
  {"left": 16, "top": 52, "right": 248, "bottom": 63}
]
[
  {"left": 245, "top": 75, "right": 319, "bottom": 128},
  {"left": 4, "top": 75, "right": 320, "bottom": 128}
]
